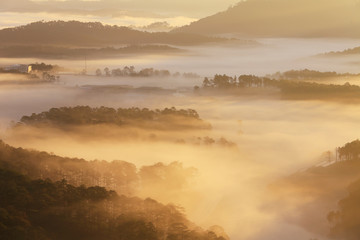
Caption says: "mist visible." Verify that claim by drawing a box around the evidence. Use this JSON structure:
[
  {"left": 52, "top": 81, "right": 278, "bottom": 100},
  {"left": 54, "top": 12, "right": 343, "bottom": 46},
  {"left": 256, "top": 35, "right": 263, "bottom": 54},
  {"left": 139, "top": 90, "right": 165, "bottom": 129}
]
[
  {"left": 1, "top": 36, "right": 360, "bottom": 240},
  {"left": 2, "top": 86, "right": 360, "bottom": 240},
  {"left": 1, "top": 38, "right": 358, "bottom": 77}
]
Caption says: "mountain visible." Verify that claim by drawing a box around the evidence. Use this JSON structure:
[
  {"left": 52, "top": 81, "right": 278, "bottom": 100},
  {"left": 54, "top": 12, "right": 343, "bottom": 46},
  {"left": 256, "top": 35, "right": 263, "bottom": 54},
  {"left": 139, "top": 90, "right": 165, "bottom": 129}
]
[
  {"left": 174, "top": 0, "right": 360, "bottom": 38},
  {"left": 0, "top": 21, "right": 226, "bottom": 47},
  {"left": 318, "top": 46, "right": 360, "bottom": 57}
]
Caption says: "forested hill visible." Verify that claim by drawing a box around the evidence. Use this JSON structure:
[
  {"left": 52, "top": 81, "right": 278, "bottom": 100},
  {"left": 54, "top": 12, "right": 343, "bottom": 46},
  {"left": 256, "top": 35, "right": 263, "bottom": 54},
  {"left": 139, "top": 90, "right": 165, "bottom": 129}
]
[
  {"left": 174, "top": 0, "right": 360, "bottom": 38},
  {"left": 319, "top": 46, "right": 360, "bottom": 57},
  {"left": 0, "top": 157, "right": 228, "bottom": 240},
  {"left": 0, "top": 21, "right": 226, "bottom": 46},
  {"left": 0, "top": 140, "right": 198, "bottom": 197},
  {"left": 18, "top": 106, "right": 211, "bottom": 131},
  {"left": 270, "top": 140, "right": 360, "bottom": 240}
]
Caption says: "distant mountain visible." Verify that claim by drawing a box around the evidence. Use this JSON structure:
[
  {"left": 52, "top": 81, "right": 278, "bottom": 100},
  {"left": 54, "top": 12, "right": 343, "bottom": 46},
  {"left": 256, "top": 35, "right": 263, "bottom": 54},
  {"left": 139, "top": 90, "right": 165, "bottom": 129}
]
[
  {"left": 318, "top": 46, "right": 360, "bottom": 57},
  {"left": 131, "top": 21, "right": 175, "bottom": 32},
  {"left": 0, "top": 21, "right": 227, "bottom": 47},
  {"left": 174, "top": 0, "right": 360, "bottom": 38}
]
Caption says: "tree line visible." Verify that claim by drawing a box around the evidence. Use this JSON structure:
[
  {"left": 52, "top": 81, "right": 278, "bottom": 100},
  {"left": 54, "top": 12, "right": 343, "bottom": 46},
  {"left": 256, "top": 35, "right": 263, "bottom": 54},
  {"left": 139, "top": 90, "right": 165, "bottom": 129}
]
[
  {"left": 336, "top": 140, "right": 360, "bottom": 162},
  {"left": 198, "top": 73, "right": 360, "bottom": 99},
  {"left": 96, "top": 66, "right": 200, "bottom": 79},
  {"left": 268, "top": 69, "right": 359, "bottom": 80},
  {"left": 0, "top": 140, "right": 196, "bottom": 198}
]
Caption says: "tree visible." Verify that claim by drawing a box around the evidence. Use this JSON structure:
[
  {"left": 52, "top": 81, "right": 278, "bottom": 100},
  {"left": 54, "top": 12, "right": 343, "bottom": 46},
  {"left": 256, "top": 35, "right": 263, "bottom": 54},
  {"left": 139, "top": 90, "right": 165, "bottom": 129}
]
[
  {"left": 95, "top": 68, "right": 102, "bottom": 76},
  {"left": 338, "top": 140, "right": 360, "bottom": 161},
  {"left": 202, "top": 77, "right": 211, "bottom": 88},
  {"left": 104, "top": 67, "right": 110, "bottom": 76}
]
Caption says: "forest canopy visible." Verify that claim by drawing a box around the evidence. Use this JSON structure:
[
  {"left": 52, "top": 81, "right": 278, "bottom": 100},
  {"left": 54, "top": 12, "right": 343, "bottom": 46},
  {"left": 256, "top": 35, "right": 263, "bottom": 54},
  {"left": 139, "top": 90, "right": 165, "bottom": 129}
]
[
  {"left": 18, "top": 106, "right": 211, "bottom": 131},
  {"left": 0, "top": 168, "right": 226, "bottom": 240}
]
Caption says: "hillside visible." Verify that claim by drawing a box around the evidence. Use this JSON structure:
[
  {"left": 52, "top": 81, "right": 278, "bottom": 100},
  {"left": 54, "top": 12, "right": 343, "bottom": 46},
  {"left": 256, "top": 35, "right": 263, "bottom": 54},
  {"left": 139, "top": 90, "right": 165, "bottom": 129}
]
[
  {"left": 270, "top": 140, "right": 360, "bottom": 236},
  {"left": 0, "top": 21, "right": 226, "bottom": 47},
  {"left": 0, "top": 139, "right": 198, "bottom": 197},
  {"left": 0, "top": 156, "right": 226, "bottom": 240},
  {"left": 328, "top": 177, "right": 360, "bottom": 240},
  {"left": 174, "top": 0, "right": 360, "bottom": 38},
  {"left": 318, "top": 46, "right": 360, "bottom": 57}
]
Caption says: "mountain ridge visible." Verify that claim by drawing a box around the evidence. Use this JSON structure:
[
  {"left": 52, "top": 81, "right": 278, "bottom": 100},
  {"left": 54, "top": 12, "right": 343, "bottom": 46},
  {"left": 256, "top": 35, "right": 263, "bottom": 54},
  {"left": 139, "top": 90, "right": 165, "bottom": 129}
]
[
  {"left": 0, "top": 20, "right": 227, "bottom": 47},
  {"left": 173, "top": 0, "right": 360, "bottom": 38}
]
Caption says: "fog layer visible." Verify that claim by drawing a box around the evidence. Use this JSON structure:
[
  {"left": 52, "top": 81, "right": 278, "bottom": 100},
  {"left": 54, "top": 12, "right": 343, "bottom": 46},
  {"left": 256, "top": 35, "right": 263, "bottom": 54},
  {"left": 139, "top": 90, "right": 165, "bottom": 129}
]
[{"left": 1, "top": 38, "right": 360, "bottom": 240}]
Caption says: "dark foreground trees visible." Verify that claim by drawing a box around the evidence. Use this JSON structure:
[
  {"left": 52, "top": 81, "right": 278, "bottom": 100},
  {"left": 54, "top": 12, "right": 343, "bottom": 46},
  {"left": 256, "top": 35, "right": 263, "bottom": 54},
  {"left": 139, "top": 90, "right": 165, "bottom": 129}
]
[
  {"left": 328, "top": 178, "right": 360, "bottom": 240},
  {"left": 0, "top": 140, "right": 228, "bottom": 239},
  {"left": 0, "top": 167, "right": 226, "bottom": 240},
  {"left": 326, "top": 140, "right": 360, "bottom": 239}
]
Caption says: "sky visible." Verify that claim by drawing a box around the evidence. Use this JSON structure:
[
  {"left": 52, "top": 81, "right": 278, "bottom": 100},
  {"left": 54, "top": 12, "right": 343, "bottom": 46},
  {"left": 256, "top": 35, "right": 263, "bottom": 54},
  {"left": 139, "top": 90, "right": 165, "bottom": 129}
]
[{"left": 0, "top": 0, "right": 240, "bottom": 29}]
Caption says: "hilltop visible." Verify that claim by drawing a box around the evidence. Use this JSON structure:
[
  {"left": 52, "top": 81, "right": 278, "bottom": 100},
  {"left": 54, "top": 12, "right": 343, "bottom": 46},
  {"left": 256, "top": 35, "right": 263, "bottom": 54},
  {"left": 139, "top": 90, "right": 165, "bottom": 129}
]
[{"left": 174, "top": 0, "right": 360, "bottom": 38}]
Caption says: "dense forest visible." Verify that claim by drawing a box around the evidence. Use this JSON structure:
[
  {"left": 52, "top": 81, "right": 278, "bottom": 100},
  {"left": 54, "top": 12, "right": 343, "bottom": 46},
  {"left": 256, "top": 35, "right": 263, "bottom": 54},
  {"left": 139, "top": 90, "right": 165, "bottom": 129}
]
[
  {"left": 198, "top": 73, "right": 360, "bottom": 100},
  {"left": 11, "top": 106, "right": 238, "bottom": 147},
  {"left": 0, "top": 140, "right": 229, "bottom": 239},
  {"left": 0, "top": 168, "right": 226, "bottom": 240},
  {"left": 0, "top": 140, "right": 196, "bottom": 197},
  {"left": 18, "top": 106, "right": 210, "bottom": 131}
]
